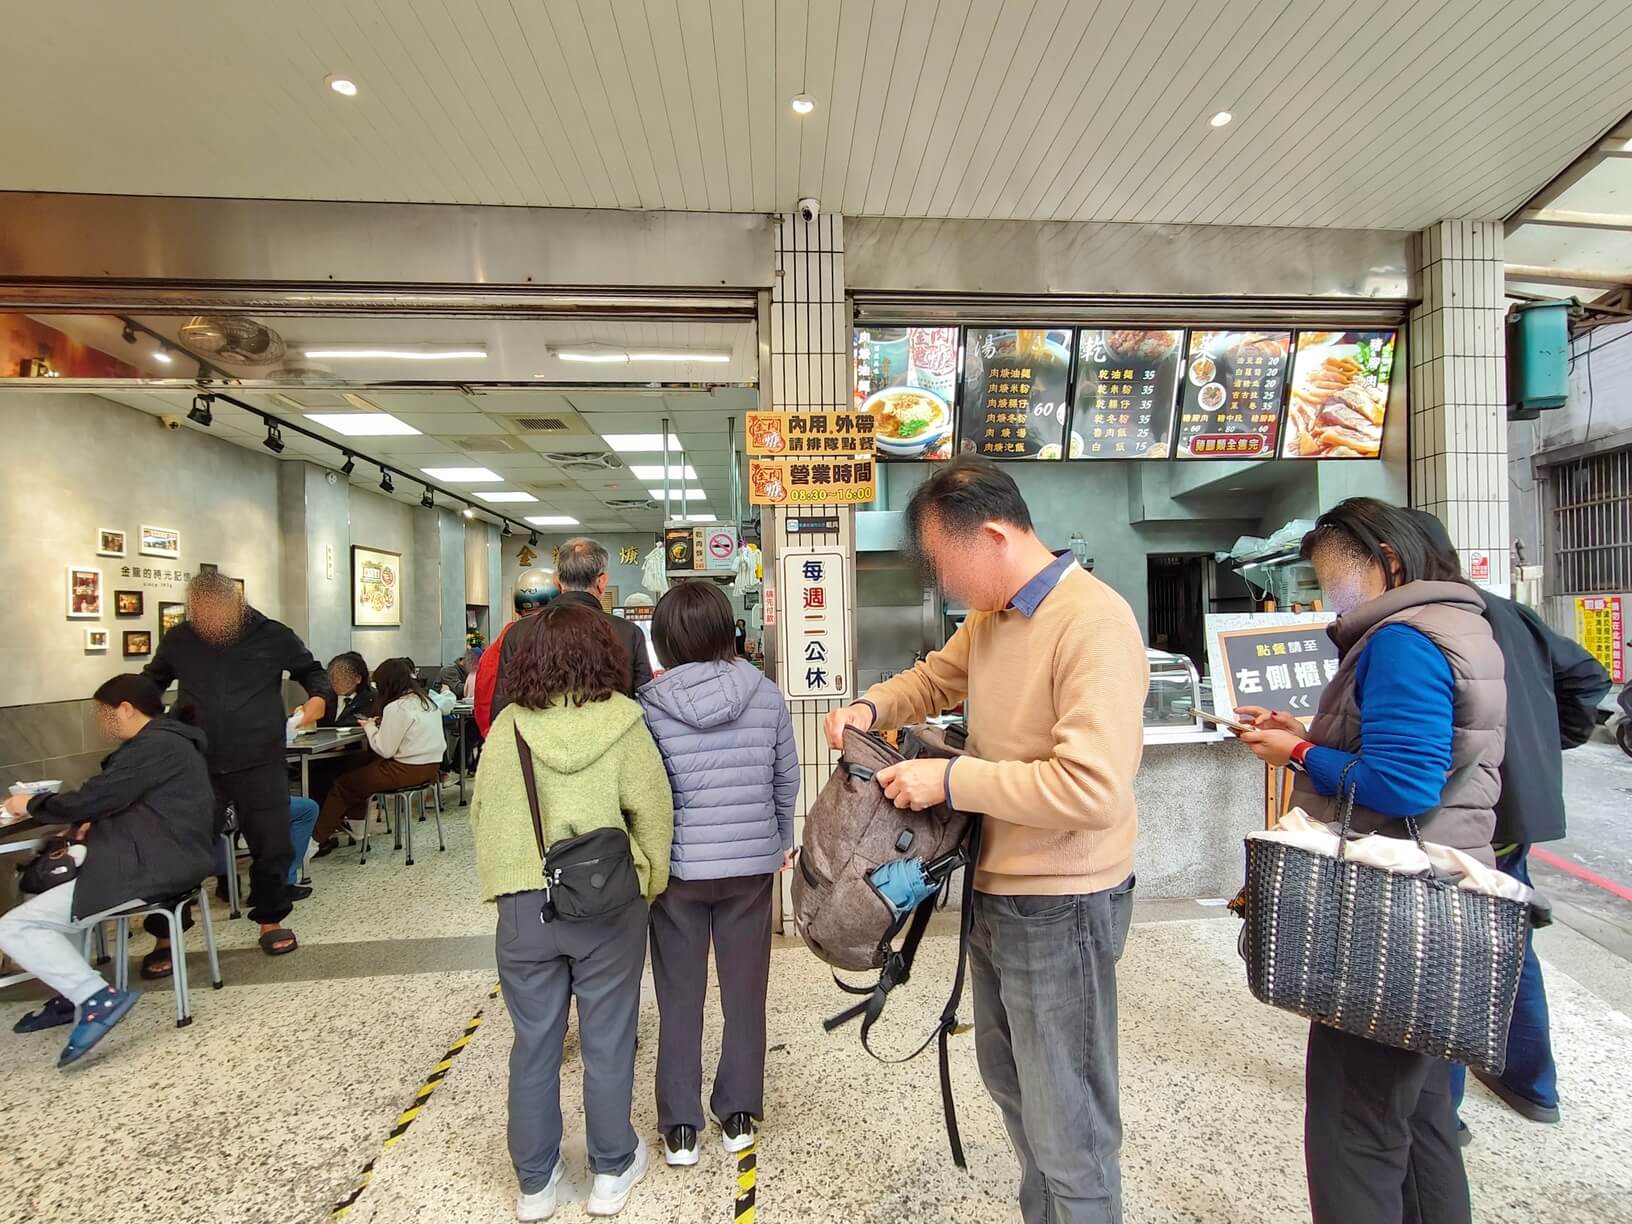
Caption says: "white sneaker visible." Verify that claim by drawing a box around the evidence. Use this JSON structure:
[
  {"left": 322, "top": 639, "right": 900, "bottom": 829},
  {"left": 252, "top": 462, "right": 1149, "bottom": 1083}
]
[
  {"left": 587, "top": 1141, "right": 649, "bottom": 1217},
  {"left": 516, "top": 1159, "right": 564, "bottom": 1221}
]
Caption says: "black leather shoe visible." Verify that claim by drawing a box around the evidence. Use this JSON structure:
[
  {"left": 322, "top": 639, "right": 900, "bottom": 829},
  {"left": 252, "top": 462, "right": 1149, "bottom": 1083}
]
[
  {"left": 664, "top": 1125, "right": 699, "bottom": 1167},
  {"left": 312, "top": 837, "right": 340, "bottom": 859},
  {"left": 286, "top": 885, "right": 314, "bottom": 902}
]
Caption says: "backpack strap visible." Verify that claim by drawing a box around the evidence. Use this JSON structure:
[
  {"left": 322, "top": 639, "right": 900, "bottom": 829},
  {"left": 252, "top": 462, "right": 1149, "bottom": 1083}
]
[{"left": 935, "top": 814, "right": 982, "bottom": 1170}]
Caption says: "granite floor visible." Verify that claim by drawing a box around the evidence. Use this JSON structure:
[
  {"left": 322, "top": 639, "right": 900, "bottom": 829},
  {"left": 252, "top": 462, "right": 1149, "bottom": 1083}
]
[{"left": 2, "top": 803, "right": 1630, "bottom": 1224}]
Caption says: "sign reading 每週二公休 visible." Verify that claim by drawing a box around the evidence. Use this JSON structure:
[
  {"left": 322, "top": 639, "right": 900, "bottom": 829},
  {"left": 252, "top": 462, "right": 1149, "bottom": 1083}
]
[
  {"left": 1207, "top": 615, "right": 1339, "bottom": 721},
  {"left": 749, "top": 457, "right": 876, "bottom": 506},
  {"left": 745, "top": 410, "right": 875, "bottom": 457},
  {"left": 1575, "top": 595, "right": 1625, "bottom": 684},
  {"left": 778, "top": 548, "right": 850, "bottom": 702}
]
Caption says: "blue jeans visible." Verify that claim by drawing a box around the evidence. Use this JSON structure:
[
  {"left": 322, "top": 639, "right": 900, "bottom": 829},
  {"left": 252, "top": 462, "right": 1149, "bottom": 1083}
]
[
  {"left": 1450, "top": 846, "right": 1557, "bottom": 1113},
  {"left": 286, "top": 797, "right": 319, "bottom": 885},
  {"left": 968, "top": 877, "right": 1135, "bottom": 1224}
]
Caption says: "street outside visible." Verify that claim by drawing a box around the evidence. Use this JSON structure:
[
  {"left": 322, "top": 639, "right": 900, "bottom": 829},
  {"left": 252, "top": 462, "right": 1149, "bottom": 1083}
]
[{"left": 1541, "top": 735, "right": 1632, "bottom": 953}]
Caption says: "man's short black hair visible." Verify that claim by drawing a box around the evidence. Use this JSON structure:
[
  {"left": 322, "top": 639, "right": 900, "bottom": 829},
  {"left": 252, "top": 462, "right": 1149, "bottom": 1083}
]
[{"left": 905, "top": 455, "right": 1034, "bottom": 553}]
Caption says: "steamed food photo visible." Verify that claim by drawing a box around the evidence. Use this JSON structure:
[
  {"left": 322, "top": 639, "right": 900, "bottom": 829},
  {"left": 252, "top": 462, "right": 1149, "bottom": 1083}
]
[{"left": 1282, "top": 333, "right": 1395, "bottom": 459}]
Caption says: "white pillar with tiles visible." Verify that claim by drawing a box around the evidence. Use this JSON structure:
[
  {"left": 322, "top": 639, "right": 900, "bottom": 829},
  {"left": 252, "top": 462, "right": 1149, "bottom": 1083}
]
[
  {"left": 763, "top": 212, "right": 853, "bottom": 931},
  {"left": 1408, "top": 221, "right": 1510, "bottom": 588}
]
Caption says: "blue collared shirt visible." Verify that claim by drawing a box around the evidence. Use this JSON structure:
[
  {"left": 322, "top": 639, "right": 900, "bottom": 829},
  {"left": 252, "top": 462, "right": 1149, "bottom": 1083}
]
[{"left": 1008, "top": 550, "right": 1077, "bottom": 617}]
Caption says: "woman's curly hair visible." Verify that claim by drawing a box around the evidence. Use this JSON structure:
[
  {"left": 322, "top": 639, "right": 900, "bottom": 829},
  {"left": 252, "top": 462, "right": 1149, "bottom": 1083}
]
[{"left": 506, "top": 601, "right": 629, "bottom": 708}]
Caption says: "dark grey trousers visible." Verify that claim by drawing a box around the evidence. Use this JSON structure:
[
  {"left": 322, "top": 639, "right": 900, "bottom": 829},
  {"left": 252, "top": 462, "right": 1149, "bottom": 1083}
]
[
  {"left": 496, "top": 891, "right": 648, "bottom": 1192},
  {"left": 969, "top": 877, "right": 1135, "bottom": 1224},
  {"left": 648, "top": 872, "right": 775, "bottom": 1131}
]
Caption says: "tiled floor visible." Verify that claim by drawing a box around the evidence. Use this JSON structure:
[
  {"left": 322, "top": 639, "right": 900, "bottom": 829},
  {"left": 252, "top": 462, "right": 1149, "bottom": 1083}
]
[{"left": 3, "top": 800, "right": 1630, "bottom": 1224}]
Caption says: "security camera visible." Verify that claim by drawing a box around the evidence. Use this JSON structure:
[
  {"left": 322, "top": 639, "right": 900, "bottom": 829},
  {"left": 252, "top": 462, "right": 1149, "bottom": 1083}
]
[
  {"left": 797, "top": 197, "right": 820, "bottom": 223},
  {"left": 158, "top": 414, "right": 182, "bottom": 432}
]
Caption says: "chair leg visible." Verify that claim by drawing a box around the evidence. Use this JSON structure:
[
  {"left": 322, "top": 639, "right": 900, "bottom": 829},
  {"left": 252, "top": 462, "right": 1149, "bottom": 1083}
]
[
  {"left": 93, "top": 921, "right": 111, "bottom": 966},
  {"left": 197, "top": 885, "right": 224, "bottom": 990},
  {"left": 223, "top": 833, "right": 242, "bottom": 919},
  {"left": 432, "top": 784, "right": 446, "bottom": 853},
  {"left": 393, "top": 794, "right": 404, "bottom": 852},
  {"left": 114, "top": 917, "right": 130, "bottom": 992},
  {"left": 166, "top": 908, "right": 191, "bottom": 1028},
  {"left": 403, "top": 793, "right": 416, "bottom": 867},
  {"left": 360, "top": 796, "right": 375, "bottom": 864}
]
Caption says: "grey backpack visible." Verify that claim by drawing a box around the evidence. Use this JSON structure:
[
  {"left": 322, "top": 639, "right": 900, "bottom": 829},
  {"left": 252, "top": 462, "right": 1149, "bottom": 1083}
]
[{"left": 791, "top": 723, "right": 981, "bottom": 1167}]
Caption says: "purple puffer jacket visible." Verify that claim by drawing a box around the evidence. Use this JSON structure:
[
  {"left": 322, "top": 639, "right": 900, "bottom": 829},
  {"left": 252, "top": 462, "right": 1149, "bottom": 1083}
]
[{"left": 637, "top": 658, "right": 799, "bottom": 881}]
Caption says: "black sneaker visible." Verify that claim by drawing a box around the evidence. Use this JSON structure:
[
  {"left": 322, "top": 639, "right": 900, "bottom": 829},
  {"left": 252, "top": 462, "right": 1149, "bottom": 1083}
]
[
  {"left": 720, "top": 1112, "right": 755, "bottom": 1154},
  {"left": 312, "top": 837, "right": 340, "bottom": 859},
  {"left": 286, "top": 885, "right": 314, "bottom": 902},
  {"left": 664, "top": 1124, "right": 699, "bottom": 1167}
]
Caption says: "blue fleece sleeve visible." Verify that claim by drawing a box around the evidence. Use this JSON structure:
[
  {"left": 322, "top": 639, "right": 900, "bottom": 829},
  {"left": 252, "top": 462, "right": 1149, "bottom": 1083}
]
[{"left": 1302, "top": 624, "right": 1455, "bottom": 818}]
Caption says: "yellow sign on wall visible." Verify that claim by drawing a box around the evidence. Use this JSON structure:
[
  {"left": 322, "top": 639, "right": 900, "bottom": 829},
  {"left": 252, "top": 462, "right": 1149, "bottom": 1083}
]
[
  {"left": 1575, "top": 595, "right": 1625, "bottom": 683},
  {"left": 745, "top": 410, "right": 872, "bottom": 457},
  {"left": 748, "top": 457, "right": 876, "bottom": 506}
]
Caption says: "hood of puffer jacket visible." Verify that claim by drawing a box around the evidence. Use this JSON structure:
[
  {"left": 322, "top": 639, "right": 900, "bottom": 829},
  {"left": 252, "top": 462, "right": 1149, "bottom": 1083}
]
[
  {"left": 637, "top": 658, "right": 761, "bottom": 730},
  {"left": 506, "top": 693, "right": 646, "bottom": 773}
]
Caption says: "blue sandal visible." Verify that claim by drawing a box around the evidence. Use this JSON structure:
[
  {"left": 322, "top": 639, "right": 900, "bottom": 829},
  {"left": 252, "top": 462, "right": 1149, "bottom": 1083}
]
[
  {"left": 58, "top": 987, "right": 139, "bottom": 1067},
  {"left": 14, "top": 995, "right": 75, "bottom": 1033}
]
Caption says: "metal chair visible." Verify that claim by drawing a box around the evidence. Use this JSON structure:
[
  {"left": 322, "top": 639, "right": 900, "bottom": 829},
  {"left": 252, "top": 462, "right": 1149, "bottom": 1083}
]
[
  {"left": 75, "top": 882, "right": 224, "bottom": 1028},
  {"left": 218, "top": 802, "right": 252, "bottom": 919},
  {"left": 361, "top": 781, "right": 445, "bottom": 866}
]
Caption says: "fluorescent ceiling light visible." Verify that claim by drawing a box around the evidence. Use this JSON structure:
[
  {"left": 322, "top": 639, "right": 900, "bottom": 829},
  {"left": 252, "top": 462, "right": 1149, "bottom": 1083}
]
[
  {"left": 629, "top": 464, "right": 698, "bottom": 481},
  {"left": 475, "top": 491, "right": 538, "bottom": 503},
  {"left": 603, "top": 434, "right": 684, "bottom": 452},
  {"left": 1209, "top": 110, "right": 1233, "bottom": 127},
  {"left": 420, "top": 466, "right": 502, "bottom": 482},
  {"left": 524, "top": 515, "right": 580, "bottom": 526},
  {"left": 682, "top": 514, "right": 720, "bottom": 523},
  {"left": 627, "top": 351, "right": 731, "bottom": 364},
  {"left": 302, "top": 347, "right": 486, "bottom": 361},
  {"left": 304, "top": 412, "right": 422, "bottom": 437},
  {"left": 554, "top": 347, "right": 730, "bottom": 364},
  {"left": 556, "top": 351, "right": 631, "bottom": 364},
  {"left": 648, "top": 488, "right": 708, "bottom": 501}
]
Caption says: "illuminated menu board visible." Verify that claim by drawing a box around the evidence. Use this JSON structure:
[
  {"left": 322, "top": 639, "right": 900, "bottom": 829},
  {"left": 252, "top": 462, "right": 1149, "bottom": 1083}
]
[
  {"left": 1173, "top": 331, "right": 1293, "bottom": 460},
  {"left": 1280, "top": 331, "right": 1395, "bottom": 459},
  {"left": 1069, "top": 329, "right": 1184, "bottom": 459},
  {"left": 853, "top": 326, "right": 957, "bottom": 462},
  {"left": 958, "top": 328, "right": 1073, "bottom": 460}
]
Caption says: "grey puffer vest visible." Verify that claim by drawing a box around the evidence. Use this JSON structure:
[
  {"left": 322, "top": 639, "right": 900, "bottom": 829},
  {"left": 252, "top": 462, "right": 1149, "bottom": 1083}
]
[{"left": 1290, "top": 581, "right": 1505, "bottom": 866}]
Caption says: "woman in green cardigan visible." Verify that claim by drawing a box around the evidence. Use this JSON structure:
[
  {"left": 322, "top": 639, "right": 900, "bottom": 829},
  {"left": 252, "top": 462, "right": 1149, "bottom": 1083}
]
[{"left": 470, "top": 601, "right": 674, "bottom": 1221}]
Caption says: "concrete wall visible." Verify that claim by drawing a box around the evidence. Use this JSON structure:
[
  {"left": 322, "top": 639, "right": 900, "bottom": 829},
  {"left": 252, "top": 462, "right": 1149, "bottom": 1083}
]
[
  {"left": 499, "top": 531, "right": 661, "bottom": 627},
  {"left": 347, "top": 491, "right": 439, "bottom": 669}
]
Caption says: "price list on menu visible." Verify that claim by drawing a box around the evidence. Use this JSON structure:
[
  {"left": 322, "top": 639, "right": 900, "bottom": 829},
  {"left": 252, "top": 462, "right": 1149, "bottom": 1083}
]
[
  {"left": 959, "top": 328, "right": 1072, "bottom": 460},
  {"left": 1174, "top": 331, "right": 1293, "bottom": 460},
  {"left": 1070, "top": 329, "right": 1184, "bottom": 459}
]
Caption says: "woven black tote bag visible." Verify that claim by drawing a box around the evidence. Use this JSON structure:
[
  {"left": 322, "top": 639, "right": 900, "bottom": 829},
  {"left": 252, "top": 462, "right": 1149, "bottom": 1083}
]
[{"left": 1240, "top": 768, "right": 1532, "bottom": 1075}]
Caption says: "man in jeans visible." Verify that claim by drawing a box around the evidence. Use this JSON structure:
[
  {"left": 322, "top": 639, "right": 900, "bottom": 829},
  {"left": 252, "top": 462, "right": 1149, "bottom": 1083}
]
[{"left": 825, "top": 457, "right": 1148, "bottom": 1224}]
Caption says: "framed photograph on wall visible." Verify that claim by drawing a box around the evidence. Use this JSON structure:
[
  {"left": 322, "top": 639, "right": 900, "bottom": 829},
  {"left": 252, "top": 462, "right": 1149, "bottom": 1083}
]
[
  {"left": 139, "top": 525, "right": 181, "bottom": 559},
  {"left": 231, "top": 576, "right": 246, "bottom": 602},
  {"left": 114, "top": 589, "right": 144, "bottom": 617},
  {"left": 85, "top": 627, "right": 109, "bottom": 652},
  {"left": 158, "top": 601, "right": 186, "bottom": 643},
  {"left": 97, "top": 528, "right": 126, "bottom": 558},
  {"left": 198, "top": 562, "right": 218, "bottom": 575},
  {"left": 122, "top": 630, "right": 153, "bottom": 658},
  {"left": 352, "top": 546, "right": 402, "bottom": 627},
  {"left": 67, "top": 566, "right": 102, "bottom": 618}
]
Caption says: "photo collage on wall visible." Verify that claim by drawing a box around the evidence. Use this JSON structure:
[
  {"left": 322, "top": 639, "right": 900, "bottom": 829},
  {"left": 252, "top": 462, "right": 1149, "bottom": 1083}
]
[{"left": 851, "top": 323, "right": 1398, "bottom": 464}]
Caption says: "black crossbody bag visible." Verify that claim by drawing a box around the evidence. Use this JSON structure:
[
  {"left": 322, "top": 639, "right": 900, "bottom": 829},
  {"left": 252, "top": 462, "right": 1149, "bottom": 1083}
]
[{"left": 513, "top": 726, "right": 641, "bottom": 923}]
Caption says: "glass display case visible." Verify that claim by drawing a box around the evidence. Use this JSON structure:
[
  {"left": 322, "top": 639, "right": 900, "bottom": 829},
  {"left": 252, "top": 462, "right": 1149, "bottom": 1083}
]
[{"left": 1143, "top": 648, "right": 1214, "bottom": 742}]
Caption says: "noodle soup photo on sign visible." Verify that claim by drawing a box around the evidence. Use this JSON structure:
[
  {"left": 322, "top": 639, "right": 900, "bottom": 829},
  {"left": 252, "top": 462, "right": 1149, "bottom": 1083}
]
[{"left": 854, "top": 326, "right": 959, "bottom": 461}]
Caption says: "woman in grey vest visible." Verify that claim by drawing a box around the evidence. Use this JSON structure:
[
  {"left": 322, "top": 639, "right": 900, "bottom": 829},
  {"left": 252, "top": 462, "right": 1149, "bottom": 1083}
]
[{"left": 1235, "top": 498, "right": 1506, "bottom": 1224}]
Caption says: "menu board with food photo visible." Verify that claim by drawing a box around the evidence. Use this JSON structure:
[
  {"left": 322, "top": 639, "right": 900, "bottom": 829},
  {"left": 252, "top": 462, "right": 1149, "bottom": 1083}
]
[
  {"left": 1280, "top": 331, "right": 1395, "bottom": 460},
  {"left": 1174, "top": 331, "right": 1292, "bottom": 460},
  {"left": 853, "top": 326, "right": 958, "bottom": 461},
  {"left": 959, "top": 328, "right": 1073, "bottom": 460},
  {"left": 1069, "top": 329, "right": 1184, "bottom": 459}
]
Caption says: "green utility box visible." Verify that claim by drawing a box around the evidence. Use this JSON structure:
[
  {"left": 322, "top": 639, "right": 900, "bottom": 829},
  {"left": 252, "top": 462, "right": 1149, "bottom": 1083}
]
[{"left": 1508, "top": 300, "right": 1570, "bottom": 420}]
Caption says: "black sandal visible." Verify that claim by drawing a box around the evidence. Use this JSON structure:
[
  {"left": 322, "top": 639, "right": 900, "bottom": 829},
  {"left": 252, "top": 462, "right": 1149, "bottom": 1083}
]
[
  {"left": 258, "top": 928, "right": 299, "bottom": 956},
  {"left": 141, "top": 947, "right": 174, "bottom": 981}
]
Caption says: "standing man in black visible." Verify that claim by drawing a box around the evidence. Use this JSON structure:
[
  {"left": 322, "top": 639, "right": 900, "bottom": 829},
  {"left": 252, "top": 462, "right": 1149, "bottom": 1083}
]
[
  {"left": 143, "top": 573, "right": 330, "bottom": 955},
  {"left": 491, "top": 538, "right": 653, "bottom": 722}
]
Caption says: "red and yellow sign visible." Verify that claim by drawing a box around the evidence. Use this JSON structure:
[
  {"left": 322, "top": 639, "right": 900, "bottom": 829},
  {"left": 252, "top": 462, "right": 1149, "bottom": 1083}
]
[
  {"left": 745, "top": 410, "right": 873, "bottom": 457},
  {"left": 748, "top": 457, "right": 876, "bottom": 506}
]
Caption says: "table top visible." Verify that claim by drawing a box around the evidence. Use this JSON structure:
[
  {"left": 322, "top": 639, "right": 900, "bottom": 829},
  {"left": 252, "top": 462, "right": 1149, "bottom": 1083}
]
[
  {"left": 287, "top": 727, "right": 365, "bottom": 754},
  {"left": 452, "top": 702, "right": 474, "bottom": 715}
]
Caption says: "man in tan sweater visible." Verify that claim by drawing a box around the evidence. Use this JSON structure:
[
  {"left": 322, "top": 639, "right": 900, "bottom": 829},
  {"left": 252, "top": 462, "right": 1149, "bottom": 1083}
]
[{"left": 825, "top": 457, "right": 1147, "bottom": 1224}]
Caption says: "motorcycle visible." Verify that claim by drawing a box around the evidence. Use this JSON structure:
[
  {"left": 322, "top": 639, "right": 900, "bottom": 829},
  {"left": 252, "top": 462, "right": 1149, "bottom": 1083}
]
[{"left": 1603, "top": 686, "right": 1632, "bottom": 758}]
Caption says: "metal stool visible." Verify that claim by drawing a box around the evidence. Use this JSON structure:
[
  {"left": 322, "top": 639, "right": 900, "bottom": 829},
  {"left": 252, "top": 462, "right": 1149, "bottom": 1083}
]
[
  {"left": 75, "top": 882, "right": 224, "bottom": 1028},
  {"left": 218, "top": 803, "right": 252, "bottom": 920},
  {"left": 361, "top": 782, "right": 445, "bottom": 866}
]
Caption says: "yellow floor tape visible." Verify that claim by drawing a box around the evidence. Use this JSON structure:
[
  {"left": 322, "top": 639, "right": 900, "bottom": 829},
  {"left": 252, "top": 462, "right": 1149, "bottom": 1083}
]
[
  {"left": 734, "top": 1142, "right": 757, "bottom": 1223},
  {"left": 331, "top": 982, "right": 502, "bottom": 1219}
]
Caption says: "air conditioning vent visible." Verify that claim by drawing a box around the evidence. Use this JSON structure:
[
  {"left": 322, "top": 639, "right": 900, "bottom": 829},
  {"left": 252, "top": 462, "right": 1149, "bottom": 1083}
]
[
  {"left": 450, "top": 436, "right": 527, "bottom": 454},
  {"left": 515, "top": 417, "right": 571, "bottom": 432},
  {"left": 605, "top": 498, "right": 656, "bottom": 511},
  {"left": 544, "top": 451, "right": 623, "bottom": 473}
]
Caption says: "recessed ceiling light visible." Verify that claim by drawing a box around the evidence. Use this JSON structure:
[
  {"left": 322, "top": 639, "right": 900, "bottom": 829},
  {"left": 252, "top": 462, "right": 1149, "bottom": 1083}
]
[
  {"left": 1209, "top": 110, "right": 1233, "bottom": 128},
  {"left": 791, "top": 94, "right": 816, "bottom": 115},
  {"left": 525, "top": 515, "right": 580, "bottom": 527},
  {"left": 421, "top": 466, "right": 502, "bottom": 482},
  {"left": 475, "top": 491, "right": 538, "bottom": 503},
  {"left": 648, "top": 488, "right": 708, "bottom": 501},
  {"left": 603, "top": 434, "right": 684, "bottom": 452},
  {"left": 629, "top": 464, "right": 698, "bottom": 481},
  {"left": 304, "top": 412, "right": 421, "bottom": 437},
  {"left": 302, "top": 347, "right": 485, "bottom": 361},
  {"left": 327, "top": 75, "right": 358, "bottom": 97}
]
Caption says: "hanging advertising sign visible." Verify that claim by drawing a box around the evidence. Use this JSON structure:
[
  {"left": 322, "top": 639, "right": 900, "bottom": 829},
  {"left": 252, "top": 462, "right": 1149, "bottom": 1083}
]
[
  {"left": 703, "top": 526, "right": 737, "bottom": 572},
  {"left": 745, "top": 410, "right": 873, "bottom": 457},
  {"left": 1070, "top": 328, "right": 1184, "bottom": 459},
  {"left": 779, "top": 548, "right": 851, "bottom": 701},
  {"left": 1575, "top": 595, "right": 1625, "bottom": 683},
  {"left": 1174, "top": 331, "right": 1293, "bottom": 459},
  {"left": 853, "top": 326, "right": 958, "bottom": 461},
  {"left": 958, "top": 327, "right": 1073, "bottom": 459},
  {"left": 748, "top": 457, "right": 875, "bottom": 506},
  {"left": 1280, "top": 330, "right": 1395, "bottom": 460}
]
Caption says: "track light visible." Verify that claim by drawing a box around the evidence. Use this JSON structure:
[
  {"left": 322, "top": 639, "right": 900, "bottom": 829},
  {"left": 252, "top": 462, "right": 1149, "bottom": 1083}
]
[
  {"left": 121, "top": 323, "right": 137, "bottom": 345},
  {"left": 528, "top": 530, "right": 540, "bottom": 547},
  {"left": 187, "top": 395, "right": 213, "bottom": 427},
  {"left": 379, "top": 468, "right": 394, "bottom": 494},
  {"left": 261, "top": 421, "right": 285, "bottom": 453},
  {"left": 339, "top": 453, "right": 355, "bottom": 476},
  {"left": 502, "top": 522, "right": 513, "bottom": 537},
  {"left": 421, "top": 486, "right": 435, "bottom": 509},
  {"left": 463, "top": 505, "right": 476, "bottom": 520}
]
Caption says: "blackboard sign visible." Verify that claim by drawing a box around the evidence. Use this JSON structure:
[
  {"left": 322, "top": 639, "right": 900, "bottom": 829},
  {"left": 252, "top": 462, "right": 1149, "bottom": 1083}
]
[
  {"left": 959, "top": 328, "right": 1073, "bottom": 460},
  {"left": 1070, "top": 329, "right": 1184, "bottom": 459},
  {"left": 1214, "top": 622, "right": 1340, "bottom": 718},
  {"left": 1174, "top": 331, "right": 1292, "bottom": 460}
]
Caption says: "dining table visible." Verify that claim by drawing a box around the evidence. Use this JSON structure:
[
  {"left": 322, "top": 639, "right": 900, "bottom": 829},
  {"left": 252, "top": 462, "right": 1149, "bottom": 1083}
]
[{"left": 285, "top": 726, "right": 367, "bottom": 798}]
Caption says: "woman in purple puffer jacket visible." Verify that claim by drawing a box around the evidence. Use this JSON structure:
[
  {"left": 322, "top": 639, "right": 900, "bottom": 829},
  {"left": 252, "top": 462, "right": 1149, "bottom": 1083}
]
[{"left": 637, "top": 581, "right": 798, "bottom": 1169}]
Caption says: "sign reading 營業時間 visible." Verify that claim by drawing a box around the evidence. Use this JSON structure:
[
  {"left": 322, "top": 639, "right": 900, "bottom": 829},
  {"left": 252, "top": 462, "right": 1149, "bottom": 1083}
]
[{"left": 749, "top": 457, "right": 876, "bottom": 506}]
